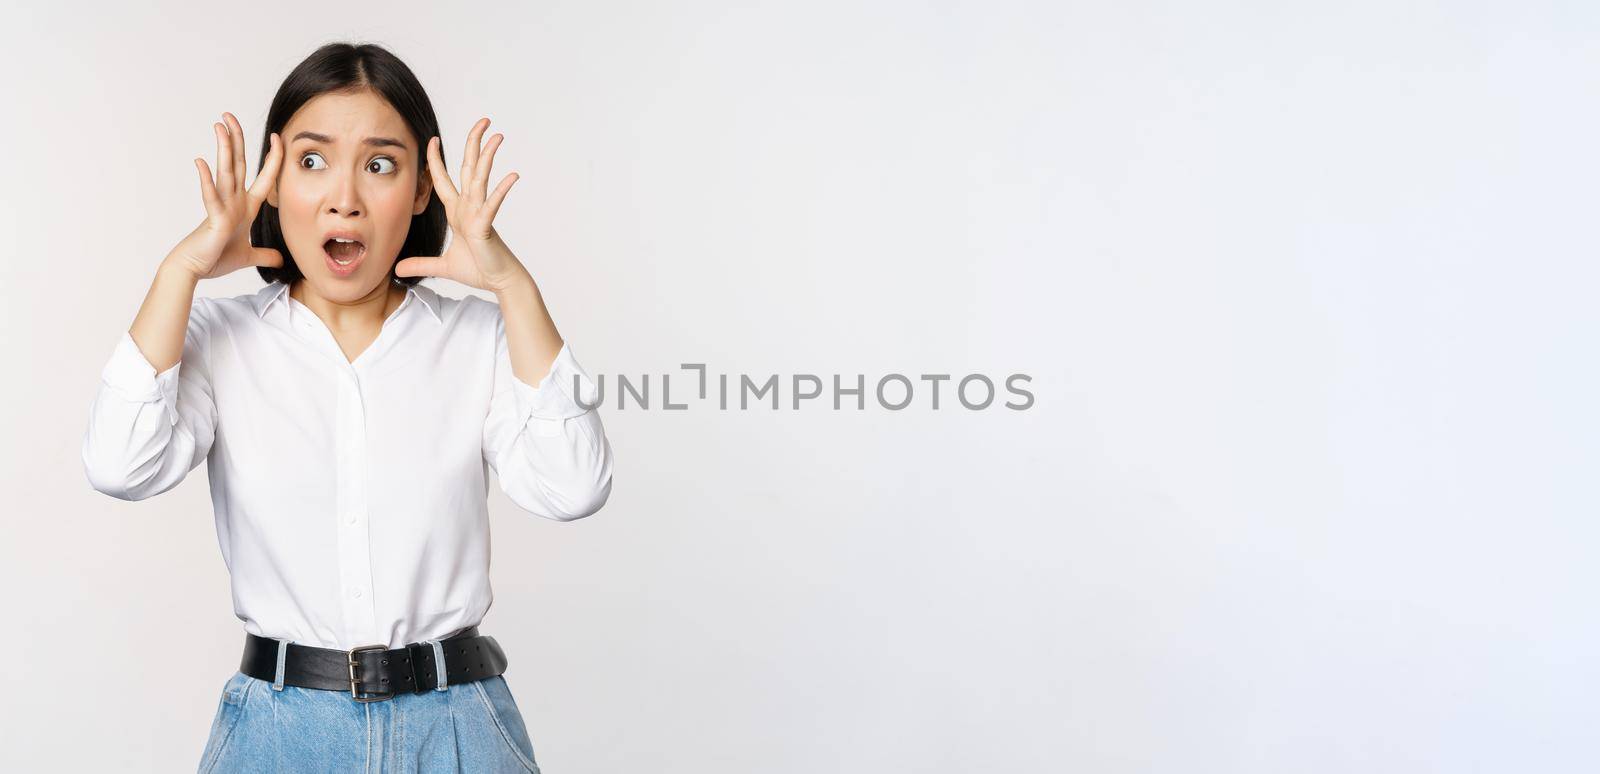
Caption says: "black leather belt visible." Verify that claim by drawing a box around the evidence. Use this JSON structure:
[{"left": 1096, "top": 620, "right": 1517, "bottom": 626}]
[{"left": 240, "top": 626, "right": 508, "bottom": 702}]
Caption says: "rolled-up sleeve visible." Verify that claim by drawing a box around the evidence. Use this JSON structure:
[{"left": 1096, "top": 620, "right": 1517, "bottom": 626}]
[
  {"left": 82, "top": 299, "right": 218, "bottom": 501},
  {"left": 481, "top": 306, "right": 615, "bottom": 522}
]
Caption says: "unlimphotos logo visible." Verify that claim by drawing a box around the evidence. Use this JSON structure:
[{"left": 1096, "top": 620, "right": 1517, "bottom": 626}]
[{"left": 566, "top": 364, "right": 1035, "bottom": 411}]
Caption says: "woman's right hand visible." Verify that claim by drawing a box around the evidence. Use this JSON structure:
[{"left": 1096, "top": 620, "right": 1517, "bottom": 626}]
[{"left": 167, "top": 112, "right": 285, "bottom": 281}]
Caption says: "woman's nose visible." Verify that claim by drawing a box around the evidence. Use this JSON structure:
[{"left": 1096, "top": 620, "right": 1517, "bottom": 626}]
[{"left": 328, "top": 172, "right": 363, "bottom": 217}]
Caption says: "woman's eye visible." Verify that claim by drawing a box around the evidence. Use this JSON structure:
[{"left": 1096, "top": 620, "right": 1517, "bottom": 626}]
[
  {"left": 299, "top": 152, "right": 327, "bottom": 170},
  {"left": 368, "top": 157, "right": 397, "bottom": 174}
]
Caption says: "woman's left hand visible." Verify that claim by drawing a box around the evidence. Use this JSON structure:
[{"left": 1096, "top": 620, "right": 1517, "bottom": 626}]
[{"left": 396, "top": 117, "right": 529, "bottom": 294}]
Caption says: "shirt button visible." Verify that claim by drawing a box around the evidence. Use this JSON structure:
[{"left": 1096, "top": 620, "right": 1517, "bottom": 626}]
[
  {"left": 345, "top": 515, "right": 357, "bottom": 525},
  {"left": 353, "top": 589, "right": 364, "bottom": 599}
]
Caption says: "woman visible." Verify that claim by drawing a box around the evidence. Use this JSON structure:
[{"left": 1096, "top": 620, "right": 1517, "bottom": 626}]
[{"left": 81, "top": 42, "right": 614, "bottom": 772}]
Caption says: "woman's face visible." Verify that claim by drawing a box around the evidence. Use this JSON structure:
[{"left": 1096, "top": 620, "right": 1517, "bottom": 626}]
[{"left": 268, "top": 89, "right": 431, "bottom": 301}]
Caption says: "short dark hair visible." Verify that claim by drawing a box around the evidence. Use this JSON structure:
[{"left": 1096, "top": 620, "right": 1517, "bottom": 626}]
[{"left": 252, "top": 42, "right": 447, "bottom": 288}]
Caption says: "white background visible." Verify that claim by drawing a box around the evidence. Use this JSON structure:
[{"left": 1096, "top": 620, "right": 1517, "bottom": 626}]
[{"left": 3, "top": 1, "right": 1596, "bottom": 771}]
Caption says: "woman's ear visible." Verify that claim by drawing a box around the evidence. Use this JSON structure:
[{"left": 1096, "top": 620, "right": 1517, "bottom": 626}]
[{"left": 413, "top": 168, "right": 433, "bottom": 216}]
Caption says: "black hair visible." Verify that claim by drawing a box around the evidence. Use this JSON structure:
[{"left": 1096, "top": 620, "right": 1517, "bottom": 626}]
[{"left": 251, "top": 42, "right": 447, "bottom": 288}]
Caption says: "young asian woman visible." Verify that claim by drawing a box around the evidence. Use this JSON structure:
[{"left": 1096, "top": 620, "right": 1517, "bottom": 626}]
[{"left": 81, "top": 42, "right": 613, "bottom": 772}]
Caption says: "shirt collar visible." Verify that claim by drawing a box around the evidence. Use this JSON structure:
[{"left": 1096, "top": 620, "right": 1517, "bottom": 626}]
[{"left": 251, "top": 280, "right": 443, "bottom": 324}]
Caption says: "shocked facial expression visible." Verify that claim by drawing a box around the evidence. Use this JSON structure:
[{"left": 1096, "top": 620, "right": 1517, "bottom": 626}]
[{"left": 268, "top": 89, "right": 432, "bottom": 299}]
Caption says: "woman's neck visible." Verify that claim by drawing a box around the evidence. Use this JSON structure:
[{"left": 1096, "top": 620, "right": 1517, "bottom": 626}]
[{"left": 288, "top": 277, "right": 406, "bottom": 333}]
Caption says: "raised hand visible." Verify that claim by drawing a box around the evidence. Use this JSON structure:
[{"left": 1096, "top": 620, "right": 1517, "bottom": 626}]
[
  {"left": 170, "top": 112, "right": 285, "bottom": 280},
  {"left": 395, "top": 117, "right": 526, "bottom": 293}
]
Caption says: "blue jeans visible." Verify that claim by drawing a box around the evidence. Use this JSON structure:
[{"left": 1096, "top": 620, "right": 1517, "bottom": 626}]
[{"left": 197, "top": 668, "right": 542, "bottom": 772}]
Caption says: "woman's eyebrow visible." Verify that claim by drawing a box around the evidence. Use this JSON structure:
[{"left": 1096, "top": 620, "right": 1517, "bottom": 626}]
[{"left": 290, "top": 130, "right": 407, "bottom": 149}]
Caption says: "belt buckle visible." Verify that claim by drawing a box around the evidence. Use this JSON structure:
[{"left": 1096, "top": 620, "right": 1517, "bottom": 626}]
[{"left": 346, "top": 643, "right": 395, "bottom": 703}]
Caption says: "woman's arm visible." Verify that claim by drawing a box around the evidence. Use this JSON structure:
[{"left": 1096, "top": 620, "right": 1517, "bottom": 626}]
[
  {"left": 128, "top": 262, "right": 206, "bottom": 372},
  {"left": 481, "top": 280, "right": 615, "bottom": 522},
  {"left": 494, "top": 274, "right": 564, "bottom": 393},
  {"left": 82, "top": 263, "right": 219, "bottom": 500},
  {"left": 396, "top": 118, "right": 615, "bottom": 520},
  {"left": 83, "top": 112, "right": 282, "bottom": 501}
]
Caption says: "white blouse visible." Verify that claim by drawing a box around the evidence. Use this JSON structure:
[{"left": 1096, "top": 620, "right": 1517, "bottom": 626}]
[{"left": 81, "top": 279, "right": 615, "bottom": 650}]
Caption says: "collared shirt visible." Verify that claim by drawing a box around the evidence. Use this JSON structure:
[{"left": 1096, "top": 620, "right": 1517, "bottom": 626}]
[{"left": 82, "top": 280, "right": 615, "bottom": 650}]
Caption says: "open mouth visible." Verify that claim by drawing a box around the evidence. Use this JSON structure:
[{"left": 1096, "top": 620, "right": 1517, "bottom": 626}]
[{"left": 323, "top": 238, "right": 367, "bottom": 272}]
